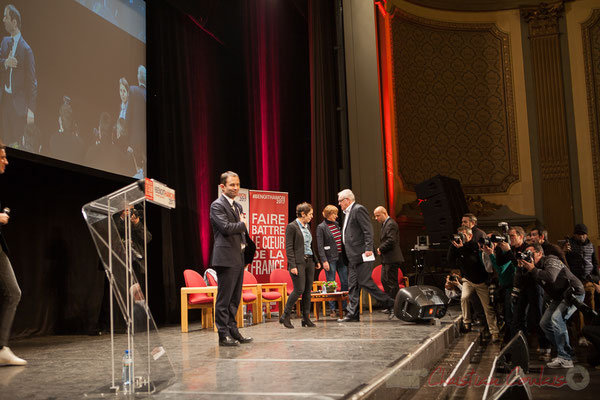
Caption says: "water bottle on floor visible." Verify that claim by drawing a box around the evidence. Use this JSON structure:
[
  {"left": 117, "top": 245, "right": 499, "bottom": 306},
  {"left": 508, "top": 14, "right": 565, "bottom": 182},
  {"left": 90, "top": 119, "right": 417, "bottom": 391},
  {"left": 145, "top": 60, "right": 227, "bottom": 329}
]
[{"left": 122, "top": 349, "right": 132, "bottom": 393}]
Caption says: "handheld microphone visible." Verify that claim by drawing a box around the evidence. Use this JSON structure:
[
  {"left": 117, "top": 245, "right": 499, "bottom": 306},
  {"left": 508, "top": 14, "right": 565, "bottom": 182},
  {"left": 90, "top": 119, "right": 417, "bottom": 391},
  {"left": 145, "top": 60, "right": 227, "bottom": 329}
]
[{"left": 3, "top": 207, "right": 9, "bottom": 215}]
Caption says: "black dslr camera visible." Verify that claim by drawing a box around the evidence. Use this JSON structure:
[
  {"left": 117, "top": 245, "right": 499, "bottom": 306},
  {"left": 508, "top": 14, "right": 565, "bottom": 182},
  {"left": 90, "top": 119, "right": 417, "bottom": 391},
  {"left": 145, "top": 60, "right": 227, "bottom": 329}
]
[
  {"left": 517, "top": 250, "right": 534, "bottom": 264},
  {"left": 564, "top": 286, "right": 597, "bottom": 318},
  {"left": 478, "top": 234, "right": 507, "bottom": 247},
  {"left": 452, "top": 233, "right": 466, "bottom": 244}
]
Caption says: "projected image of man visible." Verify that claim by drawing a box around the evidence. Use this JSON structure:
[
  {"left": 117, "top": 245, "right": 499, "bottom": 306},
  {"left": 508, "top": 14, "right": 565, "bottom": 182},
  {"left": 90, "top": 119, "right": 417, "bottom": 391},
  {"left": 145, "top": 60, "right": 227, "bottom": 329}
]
[{"left": 0, "top": 4, "right": 36, "bottom": 147}]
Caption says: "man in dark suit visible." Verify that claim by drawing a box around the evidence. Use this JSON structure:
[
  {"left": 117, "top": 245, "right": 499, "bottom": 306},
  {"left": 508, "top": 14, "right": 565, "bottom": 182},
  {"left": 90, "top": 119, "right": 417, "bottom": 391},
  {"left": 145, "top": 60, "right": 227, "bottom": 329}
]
[
  {"left": 0, "top": 4, "right": 37, "bottom": 146},
  {"left": 374, "top": 206, "right": 404, "bottom": 307},
  {"left": 209, "top": 171, "right": 252, "bottom": 346},
  {"left": 337, "top": 189, "right": 394, "bottom": 322},
  {"left": 127, "top": 65, "right": 146, "bottom": 173}
]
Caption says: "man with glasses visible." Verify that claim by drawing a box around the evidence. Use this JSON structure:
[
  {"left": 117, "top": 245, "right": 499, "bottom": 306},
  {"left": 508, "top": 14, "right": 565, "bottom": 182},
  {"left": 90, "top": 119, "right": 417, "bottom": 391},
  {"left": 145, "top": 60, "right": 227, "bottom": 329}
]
[{"left": 337, "top": 189, "right": 394, "bottom": 322}]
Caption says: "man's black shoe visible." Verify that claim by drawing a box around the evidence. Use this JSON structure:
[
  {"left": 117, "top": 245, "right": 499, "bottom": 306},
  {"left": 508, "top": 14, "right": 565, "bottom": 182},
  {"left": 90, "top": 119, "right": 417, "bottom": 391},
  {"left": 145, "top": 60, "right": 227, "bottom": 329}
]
[
  {"left": 231, "top": 333, "right": 253, "bottom": 344},
  {"left": 381, "top": 308, "right": 393, "bottom": 314},
  {"left": 218, "top": 336, "right": 240, "bottom": 347},
  {"left": 460, "top": 323, "right": 472, "bottom": 333},
  {"left": 337, "top": 315, "right": 360, "bottom": 323}
]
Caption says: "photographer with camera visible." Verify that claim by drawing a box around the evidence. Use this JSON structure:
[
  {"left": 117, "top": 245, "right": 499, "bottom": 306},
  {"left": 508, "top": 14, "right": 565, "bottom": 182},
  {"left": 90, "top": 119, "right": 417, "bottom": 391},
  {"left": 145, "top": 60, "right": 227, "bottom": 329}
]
[
  {"left": 496, "top": 226, "right": 551, "bottom": 358},
  {"left": 461, "top": 213, "right": 486, "bottom": 244},
  {"left": 526, "top": 224, "right": 569, "bottom": 267},
  {"left": 448, "top": 226, "right": 500, "bottom": 342},
  {"left": 563, "top": 223, "right": 598, "bottom": 346},
  {"left": 445, "top": 269, "right": 462, "bottom": 301},
  {"left": 480, "top": 232, "right": 515, "bottom": 341},
  {"left": 520, "top": 243, "right": 584, "bottom": 368}
]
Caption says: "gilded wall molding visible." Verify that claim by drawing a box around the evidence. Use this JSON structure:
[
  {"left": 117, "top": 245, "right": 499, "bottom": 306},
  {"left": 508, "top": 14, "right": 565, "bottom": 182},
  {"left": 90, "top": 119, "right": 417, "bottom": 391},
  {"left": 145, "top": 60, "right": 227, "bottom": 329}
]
[
  {"left": 389, "top": 9, "right": 519, "bottom": 194},
  {"left": 521, "top": 1, "right": 564, "bottom": 37},
  {"left": 582, "top": 8, "right": 600, "bottom": 233}
]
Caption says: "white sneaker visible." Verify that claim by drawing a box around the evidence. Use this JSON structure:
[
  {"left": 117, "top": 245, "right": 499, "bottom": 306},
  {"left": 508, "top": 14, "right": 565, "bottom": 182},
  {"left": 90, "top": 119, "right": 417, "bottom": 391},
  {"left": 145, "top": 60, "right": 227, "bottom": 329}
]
[
  {"left": 0, "top": 347, "right": 27, "bottom": 366},
  {"left": 547, "top": 357, "right": 573, "bottom": 369},
  {"left": 579, "top": 337, "right": 592, "bottom": 347}
]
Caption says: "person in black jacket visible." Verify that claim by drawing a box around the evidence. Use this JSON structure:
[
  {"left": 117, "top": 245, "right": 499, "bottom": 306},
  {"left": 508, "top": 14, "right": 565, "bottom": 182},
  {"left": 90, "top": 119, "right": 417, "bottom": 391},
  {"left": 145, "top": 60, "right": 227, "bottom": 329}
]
[
  {"left": 316, "top": 204, "right": 348, "bottom": 318},
  {"left": 280, "top": 202, "right": 321, "bottom": 329},
  {"left": 497, "top": 225, "right": 551, "bottom": 358},
  {"left": 520, "top": 243, "right": 584, "bottom": 369},
  {"left": 448, "top": 226, "right": 499, "bottom": 341},
  {"left": 337, "top": 189, "right": 394, "bottom": 323},
  {"left": 374, "top": 206, "right": 404, "bottom": 305}
]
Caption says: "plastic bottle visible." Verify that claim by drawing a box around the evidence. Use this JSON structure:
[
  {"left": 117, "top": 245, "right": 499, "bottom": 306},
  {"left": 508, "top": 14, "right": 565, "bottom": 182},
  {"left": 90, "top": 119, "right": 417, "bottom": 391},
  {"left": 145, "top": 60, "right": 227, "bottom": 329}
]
[{"left": 122, "top": 349, "right": 132, "bottom": 393}]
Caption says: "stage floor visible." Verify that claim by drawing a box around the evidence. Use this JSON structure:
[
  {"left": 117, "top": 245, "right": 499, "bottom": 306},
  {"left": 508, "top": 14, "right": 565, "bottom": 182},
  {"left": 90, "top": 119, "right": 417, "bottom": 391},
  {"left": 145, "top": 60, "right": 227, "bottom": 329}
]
[{"left": 1, "top": 309, "right": 461, "bottom": 399}]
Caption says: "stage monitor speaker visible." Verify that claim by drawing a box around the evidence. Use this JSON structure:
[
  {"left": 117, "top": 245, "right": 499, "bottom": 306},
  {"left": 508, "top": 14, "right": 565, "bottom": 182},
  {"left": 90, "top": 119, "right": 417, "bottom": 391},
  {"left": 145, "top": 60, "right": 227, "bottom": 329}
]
[
  {"left": 393, "top": 285, "right": 449, "bottom": 322},
  {"left": 496, "top": 330, "right": 529, "bottom": 373},
  {"left": 489, "top": 366, "right": 533, "bottom": 400}
]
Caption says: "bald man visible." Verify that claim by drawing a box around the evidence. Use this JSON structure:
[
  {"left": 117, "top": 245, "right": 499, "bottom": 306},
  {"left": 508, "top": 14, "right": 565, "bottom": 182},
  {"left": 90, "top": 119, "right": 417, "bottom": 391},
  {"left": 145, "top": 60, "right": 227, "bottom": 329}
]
[{"left": 374, "top": 207, "right": 404, "bottom": 305}]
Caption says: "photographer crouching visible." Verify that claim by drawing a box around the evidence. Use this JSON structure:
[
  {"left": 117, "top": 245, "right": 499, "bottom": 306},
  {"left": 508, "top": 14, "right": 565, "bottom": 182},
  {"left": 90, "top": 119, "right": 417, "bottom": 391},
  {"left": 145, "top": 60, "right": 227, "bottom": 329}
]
[
  {"left": 448, "top": 226, "right": 500, "bottom": 342},
  {"left": 496, "top": 226, "right": 552, "bottom": 359},
  {"left": 520, "top": 243, "right": 584, "bottom": 369}
]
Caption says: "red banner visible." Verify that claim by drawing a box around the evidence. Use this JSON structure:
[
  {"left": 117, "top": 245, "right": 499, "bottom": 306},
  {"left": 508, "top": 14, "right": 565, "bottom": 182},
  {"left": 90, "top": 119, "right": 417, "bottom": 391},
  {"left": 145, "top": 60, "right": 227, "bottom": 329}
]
[{"left": 248, "top": 190, "right": 288, "bottom": 283}]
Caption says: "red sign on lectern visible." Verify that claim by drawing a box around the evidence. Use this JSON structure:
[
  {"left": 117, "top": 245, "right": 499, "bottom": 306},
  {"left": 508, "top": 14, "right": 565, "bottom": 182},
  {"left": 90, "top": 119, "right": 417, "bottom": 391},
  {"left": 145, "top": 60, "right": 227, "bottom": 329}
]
[{"left": 248, "top": 190, "right": 288, "bottom": 283}]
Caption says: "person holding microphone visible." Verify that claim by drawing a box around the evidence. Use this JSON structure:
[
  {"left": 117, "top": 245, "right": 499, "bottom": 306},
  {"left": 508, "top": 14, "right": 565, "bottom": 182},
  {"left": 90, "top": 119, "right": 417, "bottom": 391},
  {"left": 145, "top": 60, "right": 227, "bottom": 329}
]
[{"left": 0, "top": 140, "right": 26, "bottom": 365}]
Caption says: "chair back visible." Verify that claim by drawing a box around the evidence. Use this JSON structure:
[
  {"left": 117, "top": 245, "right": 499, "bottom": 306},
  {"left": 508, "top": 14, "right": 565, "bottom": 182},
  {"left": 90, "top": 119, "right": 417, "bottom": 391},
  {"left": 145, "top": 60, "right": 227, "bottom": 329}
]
[
  {"left": 205, "top": 269, "right": 218, "bottom": 286},
  {"left": 318, "top": 268, "right": 341, "bottom": 288},
  {"left": 398, "top": 268, "right": 406, "bottom": 289},
  {"left": 183, "top": 269, "right": 211, "bottom": 304},
  {"left": 270, "top": 268, "right": 293, "bottom": 295},
  {"left": 243, "top": 270, "right": 258, "bottom": 293},
  {"left": 372, "top": 264, "right": 384, "bottom": 292}
]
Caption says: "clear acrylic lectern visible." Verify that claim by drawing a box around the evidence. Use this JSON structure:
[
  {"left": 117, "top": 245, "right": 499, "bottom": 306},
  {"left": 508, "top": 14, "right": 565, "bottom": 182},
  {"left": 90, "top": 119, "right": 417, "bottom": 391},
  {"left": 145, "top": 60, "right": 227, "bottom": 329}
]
[{"left": 82, "top": 179, "right": 176, "bottom": 396}]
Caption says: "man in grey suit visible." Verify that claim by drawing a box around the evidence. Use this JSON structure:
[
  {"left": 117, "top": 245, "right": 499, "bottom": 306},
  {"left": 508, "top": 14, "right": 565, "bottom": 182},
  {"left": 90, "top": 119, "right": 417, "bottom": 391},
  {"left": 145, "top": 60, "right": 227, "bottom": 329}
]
[
  {"left": 337, "top": 189, "right": 394, "bottom": 322},
  {"left": 374, "top": 206, "right": 404, "bottom": 308},
  {"left": 210, "top": 171, "right": 252, "bottom": 346}
]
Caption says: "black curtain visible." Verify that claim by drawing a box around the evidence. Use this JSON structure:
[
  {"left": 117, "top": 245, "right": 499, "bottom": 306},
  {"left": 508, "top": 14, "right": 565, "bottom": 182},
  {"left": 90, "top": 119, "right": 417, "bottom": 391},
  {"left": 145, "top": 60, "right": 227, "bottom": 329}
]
[{"left": 4, "top": 0, "right": 343, "bottom": 338}]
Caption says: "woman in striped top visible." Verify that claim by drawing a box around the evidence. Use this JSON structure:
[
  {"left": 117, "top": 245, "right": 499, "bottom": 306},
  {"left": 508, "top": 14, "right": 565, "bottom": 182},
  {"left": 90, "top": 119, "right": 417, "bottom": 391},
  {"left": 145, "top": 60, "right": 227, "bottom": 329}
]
[{"left": 316, "top": 205, "right": 349, "bottom": 317}]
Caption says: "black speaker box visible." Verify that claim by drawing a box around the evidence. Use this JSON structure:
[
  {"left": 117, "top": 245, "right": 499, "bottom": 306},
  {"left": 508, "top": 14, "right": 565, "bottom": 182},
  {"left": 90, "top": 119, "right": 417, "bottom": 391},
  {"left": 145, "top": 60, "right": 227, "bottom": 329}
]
[
  {"left": 489, "top": 366, "right": 533, "bottom": 400},
  {"left": 393, "top": 285, "right": 449, "bottom": 322},
  {"left": 415, "top": 175, "right": 468, "bottom": 238},
  {"left": 496, "top": 330, "right": 529, "bottom": 373}
]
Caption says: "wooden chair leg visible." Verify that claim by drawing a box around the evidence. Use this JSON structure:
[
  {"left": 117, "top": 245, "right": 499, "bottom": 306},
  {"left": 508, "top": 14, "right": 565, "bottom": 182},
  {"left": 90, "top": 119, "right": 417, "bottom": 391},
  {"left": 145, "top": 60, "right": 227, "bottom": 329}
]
[
  {"left": 359, "top": 290, "right": 363, "bottom": 314},
  {"left": 181, "top": 291, "right": 189, "bottom": 333},
  {"left": 368, "top": 293, "right": 372, "bottom": 313},
  {"left": 237, "top": 303, "right": 244, "bottom": 327}
]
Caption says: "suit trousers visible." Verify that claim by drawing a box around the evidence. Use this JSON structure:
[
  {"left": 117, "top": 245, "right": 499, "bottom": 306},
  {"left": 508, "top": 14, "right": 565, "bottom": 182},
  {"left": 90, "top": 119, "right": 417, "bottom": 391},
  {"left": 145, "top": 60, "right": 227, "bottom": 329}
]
[
  {"left": 0, "top": 248, "right": 21, "bottom": 346},
  {"left": 1, "top": 94, "right": 25, "bottom": 146},
  {"left": 381, "top": 262, "right": 401, "bottom": 300},
  {"left": 284, "top": 259, "right": 315, "bottom": 316},
  {"left": 347, "top": 260, "right": 392, "bottom": 317},
  {"left": 214, "top": 265, "right": 244, "bottom": 338}
]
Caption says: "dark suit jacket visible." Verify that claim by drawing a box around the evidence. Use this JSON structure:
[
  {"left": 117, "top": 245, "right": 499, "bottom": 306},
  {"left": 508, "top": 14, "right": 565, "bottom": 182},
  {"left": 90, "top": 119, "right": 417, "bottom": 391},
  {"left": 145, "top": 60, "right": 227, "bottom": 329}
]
[
  {"left": 127, "top": 85, "right": 146, "bottom": 156},
  {"left": 0, "top": 35, "right": 37, "bottom": 116},
  {"left": 316, "top": 220, "right": 340, "bottom": 263},
  {"left": 379, "top": 217, "right": 404, "bottom": 264},
  {"left": 285, "top": 220, "right": 317, "bottom": 270},
  {"left": 210, "top": 194, "right": 247, "bottom": 268},
  {"left": 341, "top": 203, "right": 373, "bottom": 264}
]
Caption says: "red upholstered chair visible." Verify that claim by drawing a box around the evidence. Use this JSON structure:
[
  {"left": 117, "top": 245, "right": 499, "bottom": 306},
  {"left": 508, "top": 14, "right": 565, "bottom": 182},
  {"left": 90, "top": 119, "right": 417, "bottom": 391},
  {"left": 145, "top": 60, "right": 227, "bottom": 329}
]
[
  {"left": 270, "top": 268, "right": 302, "bottom": 316},
  {"left": 205, "top": 271, "right": 218, "bottom": 287},
  {"left": 246, "top": 271, "right": 286, "bottom": 320},
  {"left": 361, "top": 265, "right": 409, "bottom": 313},
  {"left": 181, "top": 269, "right": 217, "bottom": 332},
  {"left": 236, "top": 270, "right": 262, "bottom": 326}
]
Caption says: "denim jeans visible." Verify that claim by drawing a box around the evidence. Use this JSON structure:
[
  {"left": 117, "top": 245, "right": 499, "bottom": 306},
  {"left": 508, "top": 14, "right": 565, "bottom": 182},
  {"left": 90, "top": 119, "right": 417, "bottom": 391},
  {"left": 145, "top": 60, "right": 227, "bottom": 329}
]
[
  {"left": 0, "top": 248, "right": 21, "bottom": 346},
  {"left": 325, "top": 260, "right": 348, "bottom": 311},
  {"left": 539, "top": 294, "right": 584, "bottom": 360}
]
